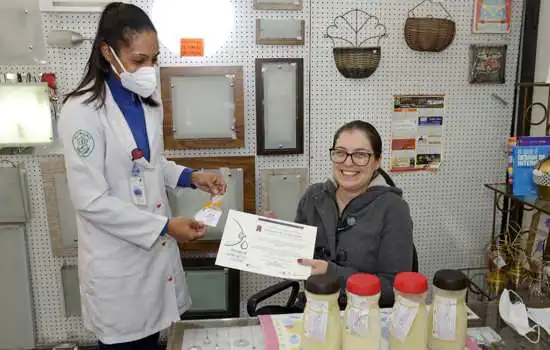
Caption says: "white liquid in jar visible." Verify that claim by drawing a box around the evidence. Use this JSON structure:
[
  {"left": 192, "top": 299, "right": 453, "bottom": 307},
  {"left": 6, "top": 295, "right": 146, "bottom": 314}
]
[
  {"left": 389, "top": 296, "right": 428, "bottom": 350},
  {"left": 342, "top": 306, "right": 381, "bottom": 350},
  {"left": 428, "top": 293, "right": 468, "bottom": 350},
  {"left": 301, "top": 292, "right": 342, "bottom": 350}
]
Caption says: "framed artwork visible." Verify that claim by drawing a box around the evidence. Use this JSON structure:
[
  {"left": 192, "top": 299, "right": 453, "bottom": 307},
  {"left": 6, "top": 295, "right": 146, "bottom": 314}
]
[
  {"left": 180, "top": 257, "right": 240, "bottom": 320},
  {"left": 256, "top": 19, "right": 305, "bottom": 45},
  {"left": 472, "top": 0, "right": 511, "bottom": 34},
  {"left": 253, "top": 0, "right": 302, "bottom": 11},
  {"left": 255, "top": 58, "right": 304, "bottom": 155},
  {"left": 168, "top": 168, "right": 244, "bottom": 241},
  {"left": 169, "top": 156, "right": 256, "bottom": 253},
  {"left": 469, "top": 44, "right": 507, "bottom": 84},
  {"left": 41, "top": 158, "right": 78, "bottom": 257},
  {"left": 260, "top": 168, "right": 308, "bottom": 222},
  {"left": 160, "top": 66, "right": 245, "bottom": 150}
]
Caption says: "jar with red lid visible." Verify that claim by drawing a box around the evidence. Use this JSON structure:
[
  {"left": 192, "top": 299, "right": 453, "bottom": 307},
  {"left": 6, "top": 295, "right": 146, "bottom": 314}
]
[
  {"left": 389, "top": 272, "right": 429, "bottom": 350},
  {"left": 342, "top": 273, "right": 381, "bottom": 350}
]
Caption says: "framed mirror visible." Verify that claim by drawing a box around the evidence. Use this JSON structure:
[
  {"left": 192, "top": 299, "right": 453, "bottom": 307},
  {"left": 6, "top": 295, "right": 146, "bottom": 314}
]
[
  {"left": 168, "top": 168, "right": 244, "bottom": 241},
  {"left": 261, "top": 168, "right": 308, "bottom": 222},
  {"left": 160, "top": 66, "right": 245, "bottom": 149},
  {"left": 253, "top": 0, "right": 302, "bottom": 11},
  {"left": 256, "top": 58, "right": 304, "bottom": 155},
  {"left": 180, "top": 257, "right": 240, "bottom": 320},
  {"left": 41, "top": 158, "right": 78, "bottom": 257},
  {"left": 60, "top": 265, "right": 81, "bottom": 317},
  {"left": 256, "top": 19, "right": 305, "bottom": 45},
  {"left": 169, "top": 156, "right": 256, "bottom": 252}
]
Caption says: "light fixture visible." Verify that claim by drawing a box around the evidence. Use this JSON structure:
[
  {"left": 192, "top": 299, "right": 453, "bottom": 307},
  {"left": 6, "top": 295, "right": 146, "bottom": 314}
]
[{"left": 151, "top": 0, "right": 234, "bottom": 57}]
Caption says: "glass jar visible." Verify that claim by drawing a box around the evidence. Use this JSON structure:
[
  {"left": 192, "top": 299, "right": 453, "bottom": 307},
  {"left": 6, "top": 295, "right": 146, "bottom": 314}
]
[
  {"left": 389, "top": 272, "right": 429, "bottom": 350},
  {"left": 301, "top": 272, "right": 342, "bottom": 350},
  {"left": 342, "top": 273, "right": 381, "bottom": 350},
  {"left": 428, "top": 269, "right": 469, "bottom": 350}
]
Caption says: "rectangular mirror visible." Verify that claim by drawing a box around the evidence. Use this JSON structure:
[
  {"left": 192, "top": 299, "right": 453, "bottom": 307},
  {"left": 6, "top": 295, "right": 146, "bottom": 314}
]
[
  {"left": 61, "top": 265, "right": 81, "bottom": 317},
  {"left": 0, "top": 165, "right": 29, "bottom": 223},
  {"left": 168, "top": 168, "right": 244, "bottom": 241},
  {"left": 41, "top": 158, "right": 78, "bottom": 257},
  {"left": 256, "top": 58, "right": 304, "bottom": 155},
  {"left": 181, "top": 257, "right": 240, "bottom": 320},
  {"left": 0, "top": 225, "right": 36, "bottom": 349},
  {"left": 160, "top": 66, "right": 244, "bottom": 149},
  {"left": 169, "top": 156, "right": 256, "bottom": 253},
  {"left": 256, "top": 19, "right": 305, "bottom": 45},
  {"left": 261, "top": 168, "right": 308, "bottom": 222},
  {"left": 0, "top": 84, "right": 53, "bottom": 147},
  {"left": 254, "top": 0, "right": 302, "bottom": 10}
]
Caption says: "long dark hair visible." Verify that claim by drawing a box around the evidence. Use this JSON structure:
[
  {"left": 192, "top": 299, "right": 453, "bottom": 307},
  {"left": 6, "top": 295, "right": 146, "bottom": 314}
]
[
  {"left": 63, "top": 2, "right": 159, "bottom": 108},
  {"left": 332, "top": 120, "right": 395, "bottom": 186}
]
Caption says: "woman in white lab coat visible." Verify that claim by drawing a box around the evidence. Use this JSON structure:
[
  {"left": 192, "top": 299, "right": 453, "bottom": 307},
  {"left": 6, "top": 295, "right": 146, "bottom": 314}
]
[{"left": 58, "top": 3, "right": 225, "bottom": 349}]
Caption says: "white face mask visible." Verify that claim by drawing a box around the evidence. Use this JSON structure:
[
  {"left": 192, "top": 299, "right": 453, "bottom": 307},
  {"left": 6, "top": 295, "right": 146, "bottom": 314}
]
[
  {"left": 109, "top": 47, "right": 157, "bottom": 98},
  {"left": 498, "top": 289, "right": 540, "bottom": 344}
]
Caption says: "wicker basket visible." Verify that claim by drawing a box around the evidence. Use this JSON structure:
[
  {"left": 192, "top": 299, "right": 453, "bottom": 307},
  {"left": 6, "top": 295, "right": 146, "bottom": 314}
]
[
  {"left": 332, "top": 47, "right": 381, "bottom": 79},
  {"left": 404, "top": 17, "right": 456, "bottom": 52}
]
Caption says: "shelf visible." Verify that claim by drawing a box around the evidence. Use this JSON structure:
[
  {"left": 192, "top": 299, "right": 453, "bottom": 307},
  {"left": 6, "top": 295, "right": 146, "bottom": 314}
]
[{"left": 484, "top": 183, "right": 550, "bottom": 215}]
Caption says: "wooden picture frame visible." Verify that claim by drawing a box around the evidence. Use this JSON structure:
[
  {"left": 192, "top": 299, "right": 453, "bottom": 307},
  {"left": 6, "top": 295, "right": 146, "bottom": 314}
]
[
  {"left": 260, "top": 168, "right": 308, "bottom": 222},
  {"left": 256, "top": 19, "right": 305, "bottom": 45},
  {"left": 255, "top": 58, "right": 304, "bottom": 155},
  {"left": 253, "top": 0, "right": 302, "bottom": 11},
  {"left": 469, "top": 44, "right": 507, "bottom": 84},
  {"left": 180, "top": 257, "right": 240, "bottom": 320},
  {"left": 160, "top": 66, "right": 245, "bottom": 150},
  {"left": 41, "top": 158, "right": 78, "bottom": 257},
  {"left": 169, "top": 156, "right": 256, "bottom": 253}
]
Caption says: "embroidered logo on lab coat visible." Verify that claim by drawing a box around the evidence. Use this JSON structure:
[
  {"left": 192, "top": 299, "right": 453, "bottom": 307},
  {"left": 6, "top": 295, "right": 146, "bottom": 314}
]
[{"left": 72, "top": 129, "right": 95, "bottom": 158}]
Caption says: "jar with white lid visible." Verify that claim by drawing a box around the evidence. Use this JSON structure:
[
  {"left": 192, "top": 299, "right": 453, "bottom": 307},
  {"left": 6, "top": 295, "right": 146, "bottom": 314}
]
[
  {"left": 342, "top": 273, "right": 381, "bottom": 350},
  {"left": 428, "top": 269, "right": 469, "bottom": 350},
  {"left": 301, "top": 272, "right": 342, "bottom": 350},
  {"left": 389, "top": 272, "right": 429, "bottom": 350}
]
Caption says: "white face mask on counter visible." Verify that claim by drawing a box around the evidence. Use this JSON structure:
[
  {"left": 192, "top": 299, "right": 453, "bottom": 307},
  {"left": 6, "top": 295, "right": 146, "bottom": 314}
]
[
  {"left": 109, "top": 46, "right": 157, "bottom": 98},
  {"left": 498, "top": 289, "right": 540, "bottom": 344}
]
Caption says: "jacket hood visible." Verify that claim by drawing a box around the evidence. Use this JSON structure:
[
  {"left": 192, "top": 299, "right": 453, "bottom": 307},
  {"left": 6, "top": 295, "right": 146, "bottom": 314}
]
[{"left": 323, "top": 171, "right": 403, "bottom": 214}]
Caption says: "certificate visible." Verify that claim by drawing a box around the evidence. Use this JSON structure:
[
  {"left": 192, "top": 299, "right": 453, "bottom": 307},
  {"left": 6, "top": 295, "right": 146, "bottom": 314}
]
[{"left": 215, "top": 209, "right": 317, "bottom": 280}]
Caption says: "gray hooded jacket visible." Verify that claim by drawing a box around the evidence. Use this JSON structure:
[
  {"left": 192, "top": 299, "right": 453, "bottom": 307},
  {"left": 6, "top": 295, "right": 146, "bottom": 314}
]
[{"left": 295, "top": 173, "right": 414, "bottom": 307}]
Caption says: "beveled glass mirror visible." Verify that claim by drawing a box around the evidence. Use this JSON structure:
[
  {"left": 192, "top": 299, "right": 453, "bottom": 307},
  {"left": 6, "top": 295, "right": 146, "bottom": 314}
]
[
  {"left": 256, "top": 58, "right": 304, "bottom": 155},
  {"left": 261, "top": 168, "right": 308, "bottom": 222},
  {"left": 160, "top": 66, "right": 245, "bottom": 149},
  {"left": 256, "top": 19, "right": 305, "bottom": 45}
]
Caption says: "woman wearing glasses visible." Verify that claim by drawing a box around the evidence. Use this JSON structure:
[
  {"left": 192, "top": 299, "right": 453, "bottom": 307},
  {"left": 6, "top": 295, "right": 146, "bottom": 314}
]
[{"left": 295, "top": 120, "right": 414, "bottom": 307}]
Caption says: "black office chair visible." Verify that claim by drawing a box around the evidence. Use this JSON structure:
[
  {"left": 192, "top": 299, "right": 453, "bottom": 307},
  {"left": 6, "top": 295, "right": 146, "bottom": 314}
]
[{"left": 246, "top": 245, "right": 419, "bottom": 317}]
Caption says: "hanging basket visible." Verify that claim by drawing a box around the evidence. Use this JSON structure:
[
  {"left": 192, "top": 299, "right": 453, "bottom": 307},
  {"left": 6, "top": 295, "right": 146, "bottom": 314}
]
[
  {"left": 404, "top": 17, "right": 455, "bottom": 52},
  {"left": 404, "top": 0, "right": 455, "bottom": 52},
  {"left": 333, "top": 47, "right": 381, "bottom": 79}
]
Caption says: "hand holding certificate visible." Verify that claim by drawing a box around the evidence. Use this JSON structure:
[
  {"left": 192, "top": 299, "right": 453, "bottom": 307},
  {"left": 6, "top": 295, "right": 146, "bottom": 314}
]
[{"left": 215, "top": 210, "right": 317, "bottom": 280}]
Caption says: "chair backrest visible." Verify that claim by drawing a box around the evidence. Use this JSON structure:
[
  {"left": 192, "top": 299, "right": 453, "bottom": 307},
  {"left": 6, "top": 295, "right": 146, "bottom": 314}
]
[{"left": 412, "top": 244, "right": 419, "bottom": 272}]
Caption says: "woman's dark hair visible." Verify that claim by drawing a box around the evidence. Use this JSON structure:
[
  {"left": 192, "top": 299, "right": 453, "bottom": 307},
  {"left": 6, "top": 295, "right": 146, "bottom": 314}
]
[
  {"left": 332, "top": 120, "right": 382, "bottom": 159},
  {"left": 63, "top": 2, "right": 158, "bottom": 108},
  {"left": 332, "top": 120, "right": 394, "bottom": 186}
]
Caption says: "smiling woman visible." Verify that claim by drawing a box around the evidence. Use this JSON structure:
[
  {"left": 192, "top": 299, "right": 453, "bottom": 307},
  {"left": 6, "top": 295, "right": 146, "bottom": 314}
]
[{"left": 151, "top": 0, "right": 234, "bottom": 57}]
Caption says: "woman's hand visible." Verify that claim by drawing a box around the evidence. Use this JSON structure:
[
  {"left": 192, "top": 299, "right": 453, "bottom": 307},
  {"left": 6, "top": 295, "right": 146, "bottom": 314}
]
[
  {"left": 167, "top": 217, "right": 206, "bottom": 242},
  {"left": 298, "top": 258, "right": 329, "bottom": 275},
  {"left": 191, "top": 171, "right": 227, "bottom": 195}
]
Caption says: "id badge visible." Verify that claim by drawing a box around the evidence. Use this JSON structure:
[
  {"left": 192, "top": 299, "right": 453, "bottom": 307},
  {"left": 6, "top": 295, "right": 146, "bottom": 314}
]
[{"left": 130, "top": 163, "right": 147, "bottom": 206}]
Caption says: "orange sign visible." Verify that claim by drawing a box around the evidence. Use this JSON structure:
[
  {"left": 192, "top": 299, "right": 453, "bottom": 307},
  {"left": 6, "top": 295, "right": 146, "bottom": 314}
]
[{"left": 180, "top": 38, "right": 204, "bottom": 57}]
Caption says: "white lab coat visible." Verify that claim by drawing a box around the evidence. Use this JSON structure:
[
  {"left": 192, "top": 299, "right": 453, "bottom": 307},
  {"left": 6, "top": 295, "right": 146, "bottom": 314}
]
[{"left": 57, "top": 85, "right": 191, "bottom": 344}]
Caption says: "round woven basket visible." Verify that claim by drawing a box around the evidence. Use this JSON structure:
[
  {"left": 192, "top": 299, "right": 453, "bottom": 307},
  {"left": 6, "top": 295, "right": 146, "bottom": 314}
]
[
  {"left": 332, "top": 47, "right": 381, "bottom": 79},
  {"left": 404, "top": 17, "right": 456, "bottom": 52}
]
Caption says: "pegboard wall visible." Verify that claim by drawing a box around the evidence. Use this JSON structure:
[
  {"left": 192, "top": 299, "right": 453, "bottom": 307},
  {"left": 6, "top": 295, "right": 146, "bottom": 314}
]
[{"left": 0, "top": 0, "right": 522, "bottom": 345}]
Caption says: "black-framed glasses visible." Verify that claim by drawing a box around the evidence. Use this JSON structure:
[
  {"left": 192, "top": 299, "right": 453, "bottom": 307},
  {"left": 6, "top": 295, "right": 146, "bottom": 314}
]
[{"left": 329, "top": 148, "right": 372, "bottom": 166}]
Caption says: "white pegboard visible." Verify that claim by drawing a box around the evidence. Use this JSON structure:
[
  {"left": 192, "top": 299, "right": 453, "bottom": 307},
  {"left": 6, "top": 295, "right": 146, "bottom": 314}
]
[{"left": 0, "top": 0, "right": 521, "bottom": 345}]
